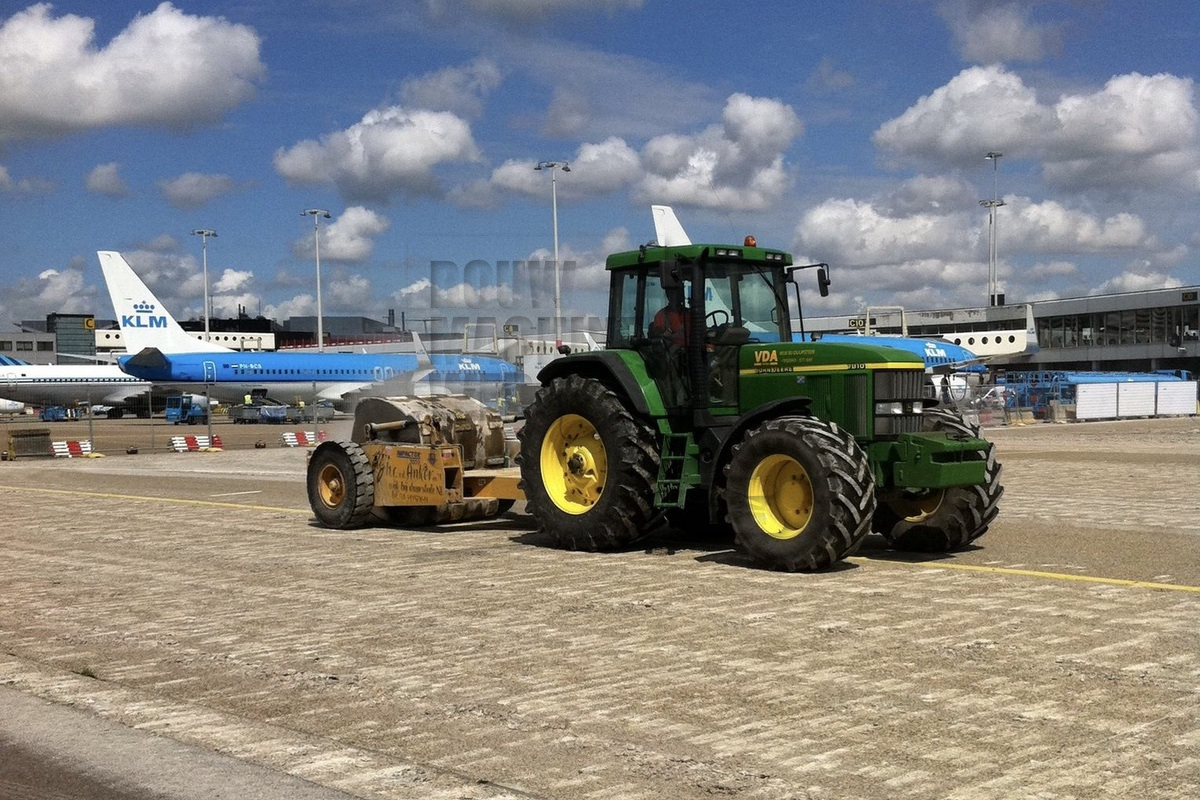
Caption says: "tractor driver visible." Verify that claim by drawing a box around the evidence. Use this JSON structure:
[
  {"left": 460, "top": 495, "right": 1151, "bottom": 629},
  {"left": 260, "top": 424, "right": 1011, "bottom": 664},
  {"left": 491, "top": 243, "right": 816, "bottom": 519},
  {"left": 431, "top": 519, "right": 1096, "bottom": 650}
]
[{"left": 649, "top": 284, "right": 690, "bottom": 346}]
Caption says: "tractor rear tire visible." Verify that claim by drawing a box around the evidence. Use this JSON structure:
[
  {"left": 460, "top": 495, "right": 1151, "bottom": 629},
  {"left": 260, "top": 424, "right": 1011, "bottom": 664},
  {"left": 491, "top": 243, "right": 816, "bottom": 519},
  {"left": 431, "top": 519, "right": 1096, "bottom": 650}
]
[
  {"left": 724, "top": 416, "right": 876, "bottom": 571},
  {"left": 308, "top": 441, "right": 375, "bottom": 529},
  {"left": 874, "top": 408, "right": 1004, "bottom": 552},
  {"left": 518, "top": 375, "right": 659, "bottom": 550}
]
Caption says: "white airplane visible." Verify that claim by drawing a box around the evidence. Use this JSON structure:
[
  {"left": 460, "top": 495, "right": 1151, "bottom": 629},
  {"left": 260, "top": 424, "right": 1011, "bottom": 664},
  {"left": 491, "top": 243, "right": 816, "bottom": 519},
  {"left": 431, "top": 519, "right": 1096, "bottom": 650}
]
[
  {"left": 0, "top": 353, "right": 152, "bottom": 417},
  {"left": 98, "top": 251, "right": 522, "bottom": 410}
]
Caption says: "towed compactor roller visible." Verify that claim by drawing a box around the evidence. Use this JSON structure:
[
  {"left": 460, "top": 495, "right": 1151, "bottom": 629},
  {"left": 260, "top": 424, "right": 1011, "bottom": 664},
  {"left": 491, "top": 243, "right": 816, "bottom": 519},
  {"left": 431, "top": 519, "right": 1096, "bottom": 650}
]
[{"left": 307, "top": 395, "right": 522, "bottom": 529}]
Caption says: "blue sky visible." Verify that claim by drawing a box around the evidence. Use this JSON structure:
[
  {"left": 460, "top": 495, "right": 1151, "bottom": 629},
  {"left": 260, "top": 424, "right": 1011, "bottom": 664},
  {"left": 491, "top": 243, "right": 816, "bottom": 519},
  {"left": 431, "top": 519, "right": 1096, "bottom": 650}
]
[{"left": 2, "top": 0, "right": 1199, "bottom": 341}]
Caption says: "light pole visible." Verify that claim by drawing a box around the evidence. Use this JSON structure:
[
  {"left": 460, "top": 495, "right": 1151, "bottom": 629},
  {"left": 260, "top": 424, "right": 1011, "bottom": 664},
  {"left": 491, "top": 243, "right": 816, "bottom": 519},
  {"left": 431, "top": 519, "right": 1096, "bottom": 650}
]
[
  {"left": 535, "top": 160, "right": 570, "bottom": 348},
  {"left": 980, "top": 151, "right": 1005, "bottom": 307},
  {"left": 191, "top": 228, "right": 217, "bottom": 341},
  {"left": 301, "top": 209, "right": 331, "bottom": 351}
]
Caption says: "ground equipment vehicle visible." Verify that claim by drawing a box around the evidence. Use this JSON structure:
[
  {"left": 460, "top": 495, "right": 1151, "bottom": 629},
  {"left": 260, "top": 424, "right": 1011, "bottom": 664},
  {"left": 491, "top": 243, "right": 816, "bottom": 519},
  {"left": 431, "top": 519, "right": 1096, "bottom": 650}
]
[
  {"left": 516, "top": 209, "right": 1002, "bottom": 570},
  {"left": 307, "top": 396, "right": 521, "bottom": 528},
  {"left": 164, "top": 394, "right": 207, "bottom": 424},
  {"left": 307, "top": 208, "right": 1002, "bottom": 571}
]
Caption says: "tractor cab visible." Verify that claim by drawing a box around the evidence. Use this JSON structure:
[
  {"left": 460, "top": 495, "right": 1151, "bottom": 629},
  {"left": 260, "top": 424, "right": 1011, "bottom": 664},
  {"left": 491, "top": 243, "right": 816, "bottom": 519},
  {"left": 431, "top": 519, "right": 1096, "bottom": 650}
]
[{"left": 605, "top": 240, "right": 825, "bottom": 412}]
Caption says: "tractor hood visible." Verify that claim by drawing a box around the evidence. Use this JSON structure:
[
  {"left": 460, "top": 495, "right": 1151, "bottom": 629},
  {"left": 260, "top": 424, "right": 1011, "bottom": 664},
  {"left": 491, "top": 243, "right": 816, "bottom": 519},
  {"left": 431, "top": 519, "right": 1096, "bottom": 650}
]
[{"left": 739, "top": 340, "right": 925, "bottom": 376}]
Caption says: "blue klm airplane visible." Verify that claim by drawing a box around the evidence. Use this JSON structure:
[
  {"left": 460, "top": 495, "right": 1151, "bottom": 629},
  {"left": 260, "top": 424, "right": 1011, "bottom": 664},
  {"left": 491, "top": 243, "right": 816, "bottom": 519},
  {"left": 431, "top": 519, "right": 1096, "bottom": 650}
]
[
  {"left": 799, "top": 332, "right": 986, "bottom": 373},
  {"left": 98, "top": 251, "right": 521, "bottom": 410}
]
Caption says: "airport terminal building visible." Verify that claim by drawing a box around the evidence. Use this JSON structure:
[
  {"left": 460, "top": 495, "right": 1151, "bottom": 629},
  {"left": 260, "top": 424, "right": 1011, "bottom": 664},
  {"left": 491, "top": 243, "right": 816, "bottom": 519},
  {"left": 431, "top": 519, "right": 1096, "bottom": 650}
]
[{"left": 805, "top": 284, "right": 1200, "bottom": 377}]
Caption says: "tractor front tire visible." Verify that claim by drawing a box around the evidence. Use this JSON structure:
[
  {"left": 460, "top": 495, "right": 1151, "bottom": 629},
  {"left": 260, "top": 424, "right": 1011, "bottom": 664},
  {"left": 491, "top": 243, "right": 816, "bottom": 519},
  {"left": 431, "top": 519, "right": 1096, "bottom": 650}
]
[
  {"left": 724, "top": 417, "right": 876, "bottom": 571},
  {"left": 874, "top": 408, "right": 1004, "bottom": 552},
  {"left": 308, "top": 441, "right": 376, "bottom": 529},
  {"left": 518, "top": 375, "right": 659, "bottom": 550}
]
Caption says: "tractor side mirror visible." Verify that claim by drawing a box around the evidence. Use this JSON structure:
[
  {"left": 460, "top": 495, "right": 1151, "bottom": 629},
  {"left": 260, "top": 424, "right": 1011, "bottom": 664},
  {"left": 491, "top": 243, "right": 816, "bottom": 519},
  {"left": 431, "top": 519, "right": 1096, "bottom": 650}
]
[{"left": 817, "top": 266, "right": 831, "bottom": 297}]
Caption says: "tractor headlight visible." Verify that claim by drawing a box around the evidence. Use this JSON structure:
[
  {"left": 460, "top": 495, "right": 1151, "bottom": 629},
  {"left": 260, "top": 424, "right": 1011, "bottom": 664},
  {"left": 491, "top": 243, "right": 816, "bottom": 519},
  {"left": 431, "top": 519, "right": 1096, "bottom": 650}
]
[{"left": 875, "top": 400, "right": 924, "bottom": 415}]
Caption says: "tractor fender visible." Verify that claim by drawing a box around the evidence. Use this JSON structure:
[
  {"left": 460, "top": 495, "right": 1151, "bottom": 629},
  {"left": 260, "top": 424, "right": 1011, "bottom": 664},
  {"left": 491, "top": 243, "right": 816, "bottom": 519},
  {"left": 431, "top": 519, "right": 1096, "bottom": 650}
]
[
  {"left": 707, "top": 396, "right": 814, "bottom": 489},
  {"left": 536, "top": 350, "right": 669, "bottom": 417},
  {"left": 681, "top": 396, "right": 815, "bottom": 527}
]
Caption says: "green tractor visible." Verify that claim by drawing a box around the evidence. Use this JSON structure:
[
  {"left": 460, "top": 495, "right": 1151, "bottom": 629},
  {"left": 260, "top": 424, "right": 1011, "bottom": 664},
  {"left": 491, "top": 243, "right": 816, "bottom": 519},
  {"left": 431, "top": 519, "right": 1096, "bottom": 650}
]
[{"left": 517, "top": 208, "right": 1002, "bottom": 571}]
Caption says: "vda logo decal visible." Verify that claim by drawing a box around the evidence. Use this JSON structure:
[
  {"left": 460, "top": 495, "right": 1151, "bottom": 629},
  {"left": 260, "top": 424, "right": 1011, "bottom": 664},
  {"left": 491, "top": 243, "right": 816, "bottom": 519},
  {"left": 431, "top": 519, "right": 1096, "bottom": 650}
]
[
  {"left": 122, "top": 300, "right": 168, "bottom": 329},
  {"left": 754, "top": 350, "right": 779, "bottom": 365}
]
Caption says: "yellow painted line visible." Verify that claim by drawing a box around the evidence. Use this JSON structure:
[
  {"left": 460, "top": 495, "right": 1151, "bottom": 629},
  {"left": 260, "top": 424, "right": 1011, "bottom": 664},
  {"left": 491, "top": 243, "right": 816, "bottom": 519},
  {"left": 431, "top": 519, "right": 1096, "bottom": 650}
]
[
  {"left": 853, "top": 557, "right": 1200, "bottom": 594},
  {"left": 0, "top": 485, "right": 309, "bottom": 515}
]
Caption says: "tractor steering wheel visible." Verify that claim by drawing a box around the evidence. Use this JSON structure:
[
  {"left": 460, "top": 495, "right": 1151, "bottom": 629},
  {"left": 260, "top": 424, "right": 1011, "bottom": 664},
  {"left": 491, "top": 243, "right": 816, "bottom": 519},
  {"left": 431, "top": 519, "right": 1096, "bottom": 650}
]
[{"left": 705, "top": 309, "right": 730, "bottom": 327}]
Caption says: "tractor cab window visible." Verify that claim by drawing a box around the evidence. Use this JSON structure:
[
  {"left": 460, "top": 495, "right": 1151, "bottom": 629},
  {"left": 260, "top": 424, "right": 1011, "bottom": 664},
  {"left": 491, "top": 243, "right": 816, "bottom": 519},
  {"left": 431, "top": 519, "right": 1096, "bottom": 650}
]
[
  {"left": 701, "top": 265, "right": 787, "bottom": 344},
  {"left": 735, "top": 271, "right": 786, "bottom": 343},
  {"left": 607, "top": 270, "right": 694, "bottom": 348},
  {"left": 608, "top": 269, "right": 641, "bottom": 348}
]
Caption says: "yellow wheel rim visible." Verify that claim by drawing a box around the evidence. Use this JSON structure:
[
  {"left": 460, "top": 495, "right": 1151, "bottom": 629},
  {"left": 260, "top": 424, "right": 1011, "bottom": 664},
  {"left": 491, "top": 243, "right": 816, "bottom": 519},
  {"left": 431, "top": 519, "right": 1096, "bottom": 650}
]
[
  {"left": 748, "top": 454, "right": 813, "bottom": 539},
  {"left": 889, "top": 491, "right": 944, "bottom": 523},
  {"left": 317, "top": 462, "right": 346, "bottom": 509},
  {"left": 540, "top": 413, "right": 608, "bottom": 515}
]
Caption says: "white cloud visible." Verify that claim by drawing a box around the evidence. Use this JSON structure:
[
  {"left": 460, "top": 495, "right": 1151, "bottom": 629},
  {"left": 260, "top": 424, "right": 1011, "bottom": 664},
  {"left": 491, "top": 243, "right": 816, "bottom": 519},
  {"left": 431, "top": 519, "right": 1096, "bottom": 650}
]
[
  {"left": 433, "top": 280, "right": 522, "bottom": 308},
  {"left": 874, "top": 65, "right": 1050, "bottom": 164},
  {"left": 635, "top": 93, "right": 802, "bottom": 211},
  {"left": 274, "top": 106, "right": 482, "bottom": 202},
  {"left": 1089, "top": 270, "right": 1183, "bottom": 295},
  {"left": 324, "top": 271, "right": 375, "bottom": 311},
  {"left": 0, "top": 163, "right": 53, "bottom": 195},
  {"left": 159, "top": 172, "right": 236, "bottom": 209},
  {"left": 792, "top": 177, "right": 1166, "bottom": 308},
  {"left": 1024, "top": 259, "right": 1078, "bottom": 283},
  {"left": 1007, "top": 199, "right": 1154, "bottom": 253},
  {"left": 543, "top": 86, "right": 592, "bottom": 137},
  {"left": 937, "top": 1, "right": 1063, "bottom": 63},
  {"left": 486, "top": 137, "right": 641, "bottom": 200},
  {"left": 388, "top": 278, "right": 433, "bottom": 310},
  {"left": 263, "top": 294, "right": 315, "bottom": 322},
  {"left": 118, "top": 247, "right": 205, "bottom": 317},
  {"left": 0, "top": 3, "right": 264, "bottom": 143},
  {"left": 875, "top": 66, "right": 1200, "bottom": 193},
  {"left": 210, "top": 292, "right": 259, "bottom": 319},
  {"left": 85, "top": 162, "right": 129, "bottom": 197},
  {"left": 212, "top": 268, "right": 253, "bottom": 294},
  {"left": 796, "top": 198, "right": 977, "bottom": 268},
  {"left": 292, "top": 206, "right": 390, "bottom": 263},
  {"left": 0, "top": 264, "right": 96, "bottom": 333},
  {"left": 400, "top": 58, "right": 502, "bottom": 119},
  {"left": 1046, "top": 72, "right": 1200, "bottom": 191}
]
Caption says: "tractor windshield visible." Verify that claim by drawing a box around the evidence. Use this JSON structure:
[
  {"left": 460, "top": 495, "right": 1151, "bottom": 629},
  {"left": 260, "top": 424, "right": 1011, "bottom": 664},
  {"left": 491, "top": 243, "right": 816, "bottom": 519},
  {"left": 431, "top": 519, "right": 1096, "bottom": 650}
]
[{"left": 703, "top": 264, "right": 788, "bottom": 343}]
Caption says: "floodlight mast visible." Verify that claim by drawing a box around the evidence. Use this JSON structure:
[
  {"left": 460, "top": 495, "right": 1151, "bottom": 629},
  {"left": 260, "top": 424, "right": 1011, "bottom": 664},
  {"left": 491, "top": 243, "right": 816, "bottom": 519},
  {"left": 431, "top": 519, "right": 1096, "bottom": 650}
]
[
  {"left": 535, "top": 160, "right": 570, "bottom": 349},
  {"left": 191, "top": 229, "right": 217, "bottom": 341},
  {"left": 302, "top": 209, "right": 332, "bottom": 351},
  {"left": 981, "top": 152, "right": 1005, "bottom": 307}
]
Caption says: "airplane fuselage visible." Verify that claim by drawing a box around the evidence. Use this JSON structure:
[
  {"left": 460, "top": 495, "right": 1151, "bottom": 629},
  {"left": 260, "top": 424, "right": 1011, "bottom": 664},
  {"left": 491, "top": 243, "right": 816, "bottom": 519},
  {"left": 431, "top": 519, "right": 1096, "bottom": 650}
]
[
  {"left": 118, "top": 349, "right": 521, "bottom": 408},
  {"left": 0, "top": 363, "right": 150, "bottom": 407}
]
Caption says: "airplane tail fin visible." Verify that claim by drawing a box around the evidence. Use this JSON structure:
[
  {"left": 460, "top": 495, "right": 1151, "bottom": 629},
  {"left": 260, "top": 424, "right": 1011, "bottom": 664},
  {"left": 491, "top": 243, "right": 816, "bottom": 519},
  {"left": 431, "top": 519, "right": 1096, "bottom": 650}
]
[
  {"left": 410, "top": 330, "right": 433, "bottom": 369},
  {"left": 651, "top": 205, "right": 692, "bottom": 247},
  {"left": 97, "top": 251, "right": 232, "bottom": 354}
]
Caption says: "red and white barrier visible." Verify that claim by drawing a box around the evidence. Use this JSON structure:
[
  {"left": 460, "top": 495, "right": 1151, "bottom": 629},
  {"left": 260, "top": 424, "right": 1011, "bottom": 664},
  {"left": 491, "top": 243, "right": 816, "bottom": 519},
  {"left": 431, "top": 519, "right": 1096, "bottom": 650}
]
[
  {"left": 281, "top": 430, "right": 329, "bottom": 447},
  {"left": 170, "top": 434, "right": 223, "bottom": 452},
  {"left": 51, "top": 440, "right": 97, "bottom": 458}
]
